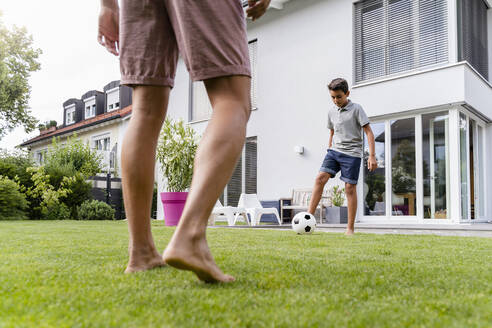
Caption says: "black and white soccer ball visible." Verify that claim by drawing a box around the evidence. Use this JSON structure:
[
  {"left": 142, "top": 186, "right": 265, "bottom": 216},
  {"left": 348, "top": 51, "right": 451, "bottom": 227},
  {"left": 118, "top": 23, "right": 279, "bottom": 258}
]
[{"left": 292, "top": 212, "right": 316, "bottom": 234}]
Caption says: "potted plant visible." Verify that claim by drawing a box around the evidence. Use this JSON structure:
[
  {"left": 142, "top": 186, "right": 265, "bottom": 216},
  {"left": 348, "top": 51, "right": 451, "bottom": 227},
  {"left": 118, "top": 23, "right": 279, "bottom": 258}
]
[
  {"left": 156, "top": 118, "right": 199, "bottom": 226},
  {"left": 325, "top": 185, "right": 348, "bottom": 224}
]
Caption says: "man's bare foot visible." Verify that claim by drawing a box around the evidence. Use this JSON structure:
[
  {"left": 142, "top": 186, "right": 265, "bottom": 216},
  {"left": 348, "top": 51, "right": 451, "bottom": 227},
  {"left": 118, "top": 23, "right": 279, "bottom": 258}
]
[
  {"left": 345, "top": 229, "right": 355, "bottom": 236},
  {"left": 125, "top": 247, "right": 166, "bottom": 273},
  {"left": 163, "top": 232, "right": 235, "bottom": 283}
]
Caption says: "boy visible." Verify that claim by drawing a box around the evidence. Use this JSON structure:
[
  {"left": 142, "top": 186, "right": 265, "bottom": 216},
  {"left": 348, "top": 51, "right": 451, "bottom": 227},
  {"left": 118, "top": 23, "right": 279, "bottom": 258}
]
[
  {"left": 308, "top": 78, "right": 377, "bottom": 235},
  {"left": 98, "top": 0, "right": 271, "bottom": 282}
]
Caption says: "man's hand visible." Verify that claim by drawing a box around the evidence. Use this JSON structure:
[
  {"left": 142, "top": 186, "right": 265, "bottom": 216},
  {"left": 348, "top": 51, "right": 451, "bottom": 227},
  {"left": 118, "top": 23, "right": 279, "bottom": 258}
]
[
  {"left": 98, "top": 2, "right": 119, "bottom": 56},
  {"left": 246, "top": 0, "right": 271, "bottom": 21},
  {"left": 367, "top": 154, "right": 377, "bottom": 172}
]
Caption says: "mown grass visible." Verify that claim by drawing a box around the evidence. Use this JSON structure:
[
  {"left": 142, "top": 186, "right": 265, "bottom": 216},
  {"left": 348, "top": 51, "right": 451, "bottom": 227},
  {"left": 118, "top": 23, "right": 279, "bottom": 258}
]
[{"left": 1, "top": 221, "right": 491, "bottom": 327}]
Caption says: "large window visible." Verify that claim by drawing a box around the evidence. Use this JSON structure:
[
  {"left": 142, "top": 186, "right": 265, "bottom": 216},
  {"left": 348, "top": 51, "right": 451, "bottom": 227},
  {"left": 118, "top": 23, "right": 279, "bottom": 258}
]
[
  {"left": 422, "top": 112, "right": 449, "bottom": 219},
  {"left": 92, "top": 134, "right": 115, "bottom": 171},
  {"left": 459, "top": 113, "right": 468, "bottom": 220},
  {"left": 363, "top": 122, "right": 386, "bottom": 216},
  {"left": 85, "top": 97, "right": 96, "bottom": 119},
  {"left": 65, "top": 106, "right": 76, "bottom": 125},
  {"left": 191, "top": 80, "right": 212, "bottom": 122},
  {"left": 222, "top": 137, "right": 257, "bottom": 206},
  {"left": 34, "top": 149, "right": 47, "bottom": 166},
  {"left": 362, "top": 110, "right": 486, "bottom": 221},
  {"left": 354, "top": 0, "right": 448, "bottom": 83},
  {"left": 106, "top": 88, "right": 120, "bottom": 112},
  {"left": 190, "top": 40, "right": 258, "bottom": 122},
  {"left": 391, "top": 118, "right": 416, "bottom": 216},
  {"left": 94, "top": 137, "right": 110, "bottom": 151},
  {"left": 249, "top": 39, "right": 258, "bottom": 110},
  {"left": 477, "top": 125, "right": 485, "bottom": 218},
  {"left": 458, "top": 0, "right": 489, "bottom": 80},
  {"left": 85, "top": 104, "right": 96, "bottom": 119}
]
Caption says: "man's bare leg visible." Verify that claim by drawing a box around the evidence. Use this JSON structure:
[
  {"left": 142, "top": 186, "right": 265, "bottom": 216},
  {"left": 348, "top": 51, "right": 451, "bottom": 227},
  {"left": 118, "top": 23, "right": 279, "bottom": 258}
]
[
  {"left": 163, "top": 76, "right": 251, "bottom": 283},
  {"left": 345, "top": 183, "right": 357, "bottom": 235},
  {"left": 122, "top": 86, "right": 170, "bottom": 273},
  {"left": 308, "top": 172, "right": 331, "bottom": 218}
]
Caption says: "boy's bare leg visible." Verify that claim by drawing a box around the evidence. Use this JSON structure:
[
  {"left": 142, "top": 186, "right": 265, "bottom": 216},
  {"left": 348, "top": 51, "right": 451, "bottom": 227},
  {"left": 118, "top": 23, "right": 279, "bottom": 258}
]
[
  {"left": 345, "top": 183, "right": 357, "bottom": 235},
  {"left": 122, "top": 86, "right": 170, "bottom": 273},
  {"left": 163, "top": 76, "right": 251, "bottom": 283},
  {"left": 308, "top": 172, "right": 331, "bottom": 217}
]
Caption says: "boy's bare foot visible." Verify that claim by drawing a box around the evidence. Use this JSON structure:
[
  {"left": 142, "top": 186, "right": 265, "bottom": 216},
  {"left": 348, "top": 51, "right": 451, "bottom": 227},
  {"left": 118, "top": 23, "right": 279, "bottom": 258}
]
[
  {"left": 345, "top": 229, "right": 355, "bottom": 236},
  {"left": 163, "top": 231, "right": 235, "bottom": 283},
  {"left": 125, "top": 247, "right": 166, "bottom": 273}
]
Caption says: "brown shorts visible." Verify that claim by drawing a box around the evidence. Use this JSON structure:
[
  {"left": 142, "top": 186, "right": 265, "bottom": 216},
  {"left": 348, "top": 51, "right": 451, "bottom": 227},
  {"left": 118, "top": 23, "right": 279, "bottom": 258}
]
[{"left": 119, "top": 0, "right": 251, "bottom": 87}]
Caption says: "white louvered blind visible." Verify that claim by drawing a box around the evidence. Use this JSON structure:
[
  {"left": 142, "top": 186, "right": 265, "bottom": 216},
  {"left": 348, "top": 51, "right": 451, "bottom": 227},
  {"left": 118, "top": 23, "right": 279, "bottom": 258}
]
[
  {"left": 458, "top": 0, "right": 489, "bottom": 80},
  {"left": 191, "top": 81, "right": 212, "bottom": 122},
  {"left": 249, "top": 40, "right": 258, "bottom": 110},
  {"left": 227, "top": 156, "right": 242, "bottom": 206},
  {"left": 245, "top": 136, "right": 257, "bottom": 194},
  {"left": 354, "top": 0, "right": 448, "bottom": 83},
  {"left": 223, "top": 137, "right": 257, "bottom": 206}
]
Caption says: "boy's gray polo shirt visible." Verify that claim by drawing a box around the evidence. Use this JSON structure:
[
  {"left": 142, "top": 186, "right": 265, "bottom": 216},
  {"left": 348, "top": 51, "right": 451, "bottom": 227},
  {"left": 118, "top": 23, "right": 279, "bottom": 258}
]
[{"left": 327, "top": 100, "right": 369, "bottom": 158}]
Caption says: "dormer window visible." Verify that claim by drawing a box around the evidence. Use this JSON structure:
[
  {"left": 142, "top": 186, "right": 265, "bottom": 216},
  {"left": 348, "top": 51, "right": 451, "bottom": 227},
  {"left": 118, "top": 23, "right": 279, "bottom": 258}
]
[
  {"left": 84, "top": 96, "right": 97, "bottom": 119},
  {"left": 65, "top": 105, "right": 76, "bottom": 125},
  {"left": 106, "top": 87, "right": 120, "bottom": 112}
]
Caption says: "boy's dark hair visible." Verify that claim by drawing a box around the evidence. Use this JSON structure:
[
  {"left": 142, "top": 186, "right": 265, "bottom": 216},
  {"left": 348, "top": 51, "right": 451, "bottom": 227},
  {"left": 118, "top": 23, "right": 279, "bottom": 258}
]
[{"left": 328, "top": 78, "right": 349, "bottom": 94}]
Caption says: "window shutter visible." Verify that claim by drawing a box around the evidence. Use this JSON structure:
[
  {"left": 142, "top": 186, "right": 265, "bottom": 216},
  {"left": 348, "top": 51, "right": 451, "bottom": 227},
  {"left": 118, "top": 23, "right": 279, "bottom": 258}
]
[
  {"left": 354, "top": 0, "right": 448, "bottom": 83},
  {"left": 227, "top": 156, "right": 242, "bottom": 206},
  {"left": 191, "top": 81, "right": 213, "bottom": 122},
  {"left": 459, "top": 0, "right": 489, "bottom": 80},
  {"left": 248, "top": 40, "right": 258, "bottom": 109},
  {"left": 245, "top": 137, "right": 257, "bottom": 194}
]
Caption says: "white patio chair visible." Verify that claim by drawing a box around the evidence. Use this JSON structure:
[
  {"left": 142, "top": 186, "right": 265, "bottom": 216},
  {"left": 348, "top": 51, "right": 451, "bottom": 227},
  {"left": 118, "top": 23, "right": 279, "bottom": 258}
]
[
  {"left": 209, "top": 200, "right": 249, "bottom": 226},
  {"left": 238, "top": 193, "right": 282, "bottom": 226}
]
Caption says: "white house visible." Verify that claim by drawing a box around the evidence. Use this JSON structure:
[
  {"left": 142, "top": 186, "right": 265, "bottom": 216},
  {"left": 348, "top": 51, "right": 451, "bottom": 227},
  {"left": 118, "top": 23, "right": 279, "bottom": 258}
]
[
  {"left": 20, "top": 81, "right": 133, "bottom": 177},
  {"left": 158, "top": 0, "right": 492, "bottom": 224}
]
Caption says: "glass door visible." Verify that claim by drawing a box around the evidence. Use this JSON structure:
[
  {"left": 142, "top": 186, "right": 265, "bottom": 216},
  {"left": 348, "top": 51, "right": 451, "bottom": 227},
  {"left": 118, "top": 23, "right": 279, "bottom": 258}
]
[
  {"left": 390, "top": 118, "right": 416, "bottom": 217},
  {"left": 423, "top": 112, "right": 449, "bottom": 219},
  {"left": 459, "top": 113, "right": 468, "bottom": 221},
  {"left": 476, "top": 125, "right": 485, "bottom": 219}
]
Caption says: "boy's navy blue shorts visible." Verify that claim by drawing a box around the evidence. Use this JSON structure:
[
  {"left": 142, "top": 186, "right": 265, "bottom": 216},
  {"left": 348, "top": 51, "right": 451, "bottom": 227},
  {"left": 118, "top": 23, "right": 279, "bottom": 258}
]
[{"left": 320, "top": 149, "right": 361, "bottom": 185}]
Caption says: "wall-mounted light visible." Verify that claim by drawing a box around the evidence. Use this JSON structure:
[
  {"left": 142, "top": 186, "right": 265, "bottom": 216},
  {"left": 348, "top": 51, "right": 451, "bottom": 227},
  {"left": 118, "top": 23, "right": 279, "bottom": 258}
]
[{"left": 294, "top": 146, "right": 304, "bottom": 155}]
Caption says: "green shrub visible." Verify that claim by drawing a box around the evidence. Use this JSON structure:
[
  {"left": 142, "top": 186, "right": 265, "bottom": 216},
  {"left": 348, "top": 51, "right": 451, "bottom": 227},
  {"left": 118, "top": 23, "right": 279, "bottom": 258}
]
[
  {"left": 44, "top": 163, "right": 92, "bottom": 219},
  {"left": 42, "top": 202, "right": 71, "bottom": 220},
  {"left": 78, "top": 200, "right": 115, "bottom": 220},
  {"left": 61, "top": 173, "right": 92, "bottom": 219},
  {"left": 0, "top": 176, "right": 28, "bottom": 220},
  {"left": 0, "top": 148, "right": 34, "bottom": 189},
  {"left": 156, "top": 118, "right": 199, "bottom": 192},
  {"left": 330, "top": 185, "right": 345, "bottom": 207},
  {"left": 45, "top": 135, "right": 102, "bottom": 178},
  {"left": 25, "top": 166, "right": 73, "bottom": 220},
  {"left": 0, "top": 149, "right": 38, "bottom": 219}
]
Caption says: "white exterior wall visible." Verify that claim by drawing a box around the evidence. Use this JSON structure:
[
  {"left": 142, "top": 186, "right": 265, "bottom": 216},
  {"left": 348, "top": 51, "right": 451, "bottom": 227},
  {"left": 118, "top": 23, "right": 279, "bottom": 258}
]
[
  {"left": 239, "top": 0, "right": 351, "bottom": 200},
  {"left": 489, "top": 6, "right": 492, "bottom": 80},
  {"left": 157, "top": 0, "right": 492, "bottom": 222}
]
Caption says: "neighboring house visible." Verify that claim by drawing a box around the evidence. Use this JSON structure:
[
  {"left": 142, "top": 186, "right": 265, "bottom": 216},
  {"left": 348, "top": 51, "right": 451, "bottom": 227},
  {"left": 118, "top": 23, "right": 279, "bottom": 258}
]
[
  {"left": 158, "top": 0, "right": 492, "bottom": 224},
  {"left": 20, "top": 81, "right": 133, "bottom": 177}
]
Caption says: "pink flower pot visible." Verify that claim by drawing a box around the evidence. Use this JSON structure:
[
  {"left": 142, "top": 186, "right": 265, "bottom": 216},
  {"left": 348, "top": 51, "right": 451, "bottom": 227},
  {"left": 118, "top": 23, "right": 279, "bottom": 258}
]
[{"left": 160, "top": 192, "right": 188, "bottom": 226}]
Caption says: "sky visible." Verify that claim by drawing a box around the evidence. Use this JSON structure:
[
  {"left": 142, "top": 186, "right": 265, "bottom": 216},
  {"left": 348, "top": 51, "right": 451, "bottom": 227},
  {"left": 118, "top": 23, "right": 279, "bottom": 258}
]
[{"left": 1, "top": 0, "right": 120, "bottom": 150}]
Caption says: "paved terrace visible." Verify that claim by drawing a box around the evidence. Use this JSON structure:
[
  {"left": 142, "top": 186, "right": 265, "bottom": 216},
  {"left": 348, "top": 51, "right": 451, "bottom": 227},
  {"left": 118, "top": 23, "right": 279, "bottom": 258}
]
[{"left": 221, "top": 223, "right": 492, "bottom": 238}]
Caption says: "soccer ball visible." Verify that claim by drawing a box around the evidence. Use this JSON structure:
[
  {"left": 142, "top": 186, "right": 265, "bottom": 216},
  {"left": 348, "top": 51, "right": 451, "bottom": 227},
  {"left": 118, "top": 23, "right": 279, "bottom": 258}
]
[{"left": 292, "top": 212, "right": 316, "bottom": 234}]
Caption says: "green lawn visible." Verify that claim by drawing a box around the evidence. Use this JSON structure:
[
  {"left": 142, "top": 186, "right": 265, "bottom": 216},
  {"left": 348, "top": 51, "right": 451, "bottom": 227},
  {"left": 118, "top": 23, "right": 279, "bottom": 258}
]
[{"left": 1, "top": 221, "right": 491, "bottom": 328}]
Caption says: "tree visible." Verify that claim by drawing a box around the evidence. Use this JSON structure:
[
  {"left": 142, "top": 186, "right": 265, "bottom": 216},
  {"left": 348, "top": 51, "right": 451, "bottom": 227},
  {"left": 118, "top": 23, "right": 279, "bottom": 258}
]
[{"left": 0, "top": 16, "right": 42, "bottom": 139}]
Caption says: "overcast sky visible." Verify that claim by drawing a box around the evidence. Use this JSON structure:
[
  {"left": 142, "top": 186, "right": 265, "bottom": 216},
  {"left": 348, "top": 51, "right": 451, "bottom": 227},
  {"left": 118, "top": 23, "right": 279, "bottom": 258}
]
[{"left": 1, "top": 1, "right": 121, "bottom": 150}]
